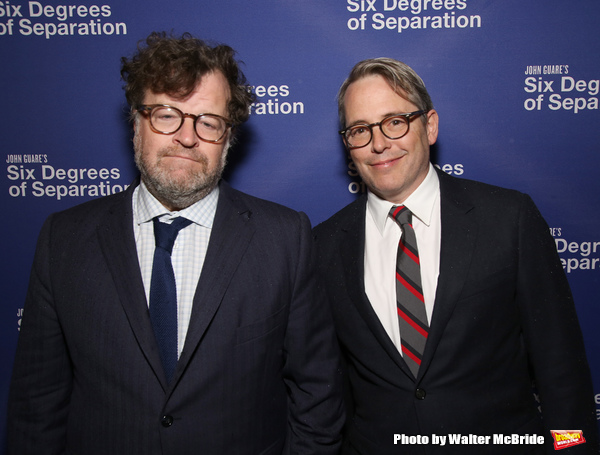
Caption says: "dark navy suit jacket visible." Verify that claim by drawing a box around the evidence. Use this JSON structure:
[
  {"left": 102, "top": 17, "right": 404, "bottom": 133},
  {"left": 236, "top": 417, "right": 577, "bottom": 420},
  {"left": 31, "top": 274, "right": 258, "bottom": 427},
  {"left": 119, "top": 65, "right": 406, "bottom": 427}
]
[
  {"left": 313, "top": 168, "right": 598, "bottom": 455},
  {"left": 8, "top": 180, "right": 344, "bottom": 455}
]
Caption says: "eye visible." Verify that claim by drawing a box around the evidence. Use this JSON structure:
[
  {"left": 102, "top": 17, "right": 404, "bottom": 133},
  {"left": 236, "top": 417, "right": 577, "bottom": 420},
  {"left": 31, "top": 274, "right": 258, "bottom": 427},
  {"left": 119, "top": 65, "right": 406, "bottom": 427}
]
[
  {"left": 349, "top": 125, "right": 369, "bottom": 137},
  {"left": 153, "top": 108, "right": 180, "bottom": 122},
  {"left": 200, "top": 121, "right": 216, "bottom": 130},
  {"left": 384, "top": 116, "right": 408, "bottom": 132},
  {"left": 198, "top": 116, "right": 223, "bottom": 131},
  {"left": 388, "top": 117, "right": 406, "bottom": 126}
]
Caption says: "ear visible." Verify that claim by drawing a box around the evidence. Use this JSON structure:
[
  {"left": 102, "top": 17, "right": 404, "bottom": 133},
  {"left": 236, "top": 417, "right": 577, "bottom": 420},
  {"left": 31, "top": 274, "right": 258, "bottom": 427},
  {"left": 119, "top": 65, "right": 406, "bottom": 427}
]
[{"left": 426, "top": 109, "right": 439, "bottom": 145}]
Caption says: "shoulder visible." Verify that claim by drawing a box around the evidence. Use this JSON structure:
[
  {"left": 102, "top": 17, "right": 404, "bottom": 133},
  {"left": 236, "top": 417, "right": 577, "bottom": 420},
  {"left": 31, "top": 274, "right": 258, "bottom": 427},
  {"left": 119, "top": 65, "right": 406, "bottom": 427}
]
[
  {"left": 313, "top": 195, "right": 367, "bottom": 239},
  {"left": 50, "top": 184, "right": 132, "bottom": 223},
  {"left": 218, "top": 181, "right": 310, "bottom": 230},
  {"left": 38, "top": 183, "right": 134, "bottom": 242},
  {"left": 437, "top": 169, "right": 532, "bottom": 209},
  {"left": 437, "top": 170, "right": 544, "bottom": 233}
]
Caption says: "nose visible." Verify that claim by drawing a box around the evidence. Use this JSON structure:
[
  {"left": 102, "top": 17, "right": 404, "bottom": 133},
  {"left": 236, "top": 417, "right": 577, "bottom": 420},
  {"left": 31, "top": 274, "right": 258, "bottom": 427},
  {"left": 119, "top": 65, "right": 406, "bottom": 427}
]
[
  {"left": 370, "top": 126, "right": 390, "bottom": 154},
  {"left": 173, "top": 118, "right": 199, "bottom": 148}
]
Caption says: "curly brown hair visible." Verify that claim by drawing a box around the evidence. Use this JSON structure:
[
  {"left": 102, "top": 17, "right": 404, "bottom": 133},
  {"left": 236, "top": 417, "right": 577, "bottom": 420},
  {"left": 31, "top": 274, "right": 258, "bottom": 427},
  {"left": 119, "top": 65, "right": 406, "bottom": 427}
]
[{"left": 121, "top": 31, "right": 255, "bottom": 126}]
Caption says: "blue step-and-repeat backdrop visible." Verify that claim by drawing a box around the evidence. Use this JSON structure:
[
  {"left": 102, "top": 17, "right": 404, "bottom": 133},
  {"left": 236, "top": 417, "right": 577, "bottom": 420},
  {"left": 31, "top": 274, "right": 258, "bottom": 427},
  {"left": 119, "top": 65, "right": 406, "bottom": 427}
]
[{"left": 1, "top": 0, "right": 599, "bottom": 448}]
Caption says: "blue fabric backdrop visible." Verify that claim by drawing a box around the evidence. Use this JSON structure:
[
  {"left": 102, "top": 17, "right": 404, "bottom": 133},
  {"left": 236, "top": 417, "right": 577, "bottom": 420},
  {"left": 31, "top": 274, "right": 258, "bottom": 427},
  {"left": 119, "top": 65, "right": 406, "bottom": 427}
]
[{"left": 1, "top": 0, "right": 599, "bottom": 448}]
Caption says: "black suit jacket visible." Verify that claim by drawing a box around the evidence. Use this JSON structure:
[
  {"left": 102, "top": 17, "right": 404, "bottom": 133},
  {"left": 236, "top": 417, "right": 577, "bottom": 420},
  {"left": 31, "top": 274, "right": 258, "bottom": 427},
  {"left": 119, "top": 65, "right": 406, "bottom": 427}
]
[
  {"left": 313, "top": 169, "right": 598, "bottom": 454},
  {"left": 8, "top": 180, "right": 344, "bottom": 455}
]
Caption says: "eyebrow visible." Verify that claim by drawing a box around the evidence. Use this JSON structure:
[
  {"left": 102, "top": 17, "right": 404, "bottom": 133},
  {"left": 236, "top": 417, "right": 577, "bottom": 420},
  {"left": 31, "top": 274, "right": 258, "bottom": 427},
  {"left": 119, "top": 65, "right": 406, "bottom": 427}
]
[{"left": 346, "top": 112, "right": 404, "bottom": 127}]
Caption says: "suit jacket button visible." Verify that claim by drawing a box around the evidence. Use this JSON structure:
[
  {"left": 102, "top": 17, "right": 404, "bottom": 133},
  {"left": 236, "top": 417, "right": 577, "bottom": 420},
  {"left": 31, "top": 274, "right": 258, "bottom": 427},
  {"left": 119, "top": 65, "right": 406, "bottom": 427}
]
[
  {"left": 161, "top": 415, "right": 174, "bottom": 427},
  {"left": 415, "top": 388, "right": 426, "bottom": 400}
]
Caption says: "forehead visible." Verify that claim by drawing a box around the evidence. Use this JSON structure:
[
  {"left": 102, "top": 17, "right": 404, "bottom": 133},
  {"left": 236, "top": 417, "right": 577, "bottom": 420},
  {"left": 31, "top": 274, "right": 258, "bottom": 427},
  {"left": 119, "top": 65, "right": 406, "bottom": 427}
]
[
  {"left": 344, "top": 75, "right": 417, "bottom": 124},
  {"left": 143, "top": 71, "right": 230, "bottom": 114}
]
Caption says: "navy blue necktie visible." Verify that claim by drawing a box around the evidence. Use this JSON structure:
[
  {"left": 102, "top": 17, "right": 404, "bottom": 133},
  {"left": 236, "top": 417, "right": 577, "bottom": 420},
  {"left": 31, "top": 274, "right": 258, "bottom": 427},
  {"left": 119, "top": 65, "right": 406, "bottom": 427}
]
[{"left": 149, "top": 216, "right": 192, "bottom": 382}]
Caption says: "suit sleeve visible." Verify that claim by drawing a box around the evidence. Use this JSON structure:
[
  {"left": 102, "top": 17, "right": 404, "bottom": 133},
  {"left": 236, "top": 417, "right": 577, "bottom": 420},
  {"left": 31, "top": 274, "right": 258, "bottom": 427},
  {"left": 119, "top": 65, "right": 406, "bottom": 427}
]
[
  {"left": 282, "top": 212, "right": 345, "bottom": 455},
  {"left": 7, "top": 214, "right": 72, "bottom": 455},
  {"left": 515, "top": 194, "right": 598, "bottom": 453}
]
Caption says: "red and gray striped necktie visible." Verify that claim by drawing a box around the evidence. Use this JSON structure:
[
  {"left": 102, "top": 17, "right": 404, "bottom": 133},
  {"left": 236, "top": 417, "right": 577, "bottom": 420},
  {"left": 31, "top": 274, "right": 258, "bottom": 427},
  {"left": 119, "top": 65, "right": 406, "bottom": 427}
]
[{"left": 389, "top": 205, "right": 429, "bottom": 377}]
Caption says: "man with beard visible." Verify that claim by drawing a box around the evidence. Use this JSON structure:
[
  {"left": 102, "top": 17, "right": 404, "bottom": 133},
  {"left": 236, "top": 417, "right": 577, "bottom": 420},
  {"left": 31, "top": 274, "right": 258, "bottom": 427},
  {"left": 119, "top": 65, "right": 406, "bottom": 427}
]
[{"left": 7, "top": 32, "right": 344, "bottom": 455}]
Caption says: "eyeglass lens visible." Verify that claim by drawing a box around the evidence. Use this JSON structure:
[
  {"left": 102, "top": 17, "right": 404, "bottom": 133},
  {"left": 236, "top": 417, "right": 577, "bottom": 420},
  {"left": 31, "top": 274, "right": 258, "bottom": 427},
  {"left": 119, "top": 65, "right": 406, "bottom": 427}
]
[
  {"left": 149, "top": 106, "right": 228, "bottom": 142},
  {"left": 345, "top": 115, "right": 411, "bottom": 148}
]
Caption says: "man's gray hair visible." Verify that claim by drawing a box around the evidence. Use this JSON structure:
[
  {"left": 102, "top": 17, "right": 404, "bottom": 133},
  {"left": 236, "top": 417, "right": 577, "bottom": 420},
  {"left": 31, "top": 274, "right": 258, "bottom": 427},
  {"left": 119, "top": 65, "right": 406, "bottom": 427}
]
[{"left": 337, "top": 57, "right": 434, "bottom": 126}]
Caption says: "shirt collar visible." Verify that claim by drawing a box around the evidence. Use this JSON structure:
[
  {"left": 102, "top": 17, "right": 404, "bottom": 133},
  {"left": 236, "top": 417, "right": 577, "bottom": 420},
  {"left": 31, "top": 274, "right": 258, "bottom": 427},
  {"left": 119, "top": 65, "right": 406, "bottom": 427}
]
[
  {"left": 367, "top": 163, "right": 440, "bottom": 235},
  {"left": 134, "top": 180, "right": 219, "bottom": 229}
]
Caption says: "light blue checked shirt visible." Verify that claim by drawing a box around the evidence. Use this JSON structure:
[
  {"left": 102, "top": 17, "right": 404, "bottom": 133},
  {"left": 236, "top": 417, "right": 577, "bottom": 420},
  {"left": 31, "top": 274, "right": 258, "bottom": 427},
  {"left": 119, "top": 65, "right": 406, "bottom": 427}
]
[{"left": 132, "top": 181, "right": 218, "bottom": 357}]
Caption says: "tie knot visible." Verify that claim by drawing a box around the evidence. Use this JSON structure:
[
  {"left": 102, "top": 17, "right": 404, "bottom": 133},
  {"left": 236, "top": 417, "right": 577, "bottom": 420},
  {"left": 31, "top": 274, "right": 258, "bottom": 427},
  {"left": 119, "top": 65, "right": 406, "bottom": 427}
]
[
  {"left": 389, "top": 205, "right": 412, "bottom": 226},
  {"left": 153, "top": 217, "right": 192, "bottom": 254}
]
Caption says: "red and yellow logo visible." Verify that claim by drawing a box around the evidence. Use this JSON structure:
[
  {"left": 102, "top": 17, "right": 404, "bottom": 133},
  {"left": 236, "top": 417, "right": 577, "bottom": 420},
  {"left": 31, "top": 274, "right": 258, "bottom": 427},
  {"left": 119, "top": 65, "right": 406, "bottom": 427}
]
[{"left": 551, "top": 430, "right": 586, "bottom": 450}]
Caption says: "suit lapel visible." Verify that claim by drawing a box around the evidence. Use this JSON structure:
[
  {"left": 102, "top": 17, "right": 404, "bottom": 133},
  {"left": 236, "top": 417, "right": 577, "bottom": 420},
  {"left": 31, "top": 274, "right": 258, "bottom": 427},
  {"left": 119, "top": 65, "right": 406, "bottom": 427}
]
[
  {"left": 172, "top": 182, "right": 256, "bottom": 385},
  {"left": 417, "top": 170, "right": 477, "bottom": 379},
  {"left": 339, "top": 197, "right": 413, "bottom": 378},
  {"left": 96, "top": 181, "right": 169, "bottom": 390}
]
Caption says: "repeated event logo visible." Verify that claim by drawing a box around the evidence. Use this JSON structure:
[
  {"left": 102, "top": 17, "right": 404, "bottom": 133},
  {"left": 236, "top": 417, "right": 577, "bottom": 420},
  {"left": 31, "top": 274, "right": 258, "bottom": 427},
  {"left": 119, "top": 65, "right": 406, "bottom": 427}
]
[
  {"left": 523, "top": 65, "right": 598, "bottom": 114},
  {"left": 16, "top": 307, "right": 23, "bottom": 331},
  {"left": 550, "top": 431, "right": 586, "bottom": 451},
  {"left": 5, "top": 154, "right": 127, "bottom": 200},
  {"left": 0, "top": 1, "right": 128, "bottom": 39},
  {"left": 550, "top": 227, "right": 600, "bottom": 275},
  {"left": 249, "top": 84, "right": 305, "bottom": 117},
  {"left": 344, "top": 0, "right": 482, "bottom": 33}
]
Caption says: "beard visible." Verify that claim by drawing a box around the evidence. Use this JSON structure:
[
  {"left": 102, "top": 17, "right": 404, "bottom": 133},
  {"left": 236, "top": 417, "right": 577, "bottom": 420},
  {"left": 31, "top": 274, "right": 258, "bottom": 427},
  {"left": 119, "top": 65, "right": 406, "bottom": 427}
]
[{"left": 133, "top": 131, "right": 228, "bottom": 210}]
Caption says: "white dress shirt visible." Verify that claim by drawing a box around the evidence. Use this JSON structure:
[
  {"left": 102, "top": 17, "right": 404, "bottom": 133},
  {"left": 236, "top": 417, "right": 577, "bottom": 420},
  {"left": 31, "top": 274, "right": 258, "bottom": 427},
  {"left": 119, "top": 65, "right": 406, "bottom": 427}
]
[
  {"left": 132, "top": 182, "right": 218, "bottom": 357},
  {"left": 364, "top": 163, "right": 441, "bottom": 354}
]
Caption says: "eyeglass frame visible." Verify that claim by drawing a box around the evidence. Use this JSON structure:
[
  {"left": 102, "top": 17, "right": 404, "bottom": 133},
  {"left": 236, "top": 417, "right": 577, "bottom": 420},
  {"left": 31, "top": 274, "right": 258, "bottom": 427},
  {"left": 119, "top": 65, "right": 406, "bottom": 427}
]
[
  {"left": 136, "top": 104, "right": 234, "bottom": 144},
  {"left": 339, "top": 110, "right": 428, "bottom": 149}
]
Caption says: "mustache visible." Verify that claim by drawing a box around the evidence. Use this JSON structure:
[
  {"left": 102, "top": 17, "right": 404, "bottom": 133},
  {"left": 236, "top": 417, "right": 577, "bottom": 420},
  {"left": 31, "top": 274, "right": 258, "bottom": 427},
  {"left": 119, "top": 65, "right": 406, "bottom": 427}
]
[{"left": 158, "top": 147, "right": 209, "bottom": 165}]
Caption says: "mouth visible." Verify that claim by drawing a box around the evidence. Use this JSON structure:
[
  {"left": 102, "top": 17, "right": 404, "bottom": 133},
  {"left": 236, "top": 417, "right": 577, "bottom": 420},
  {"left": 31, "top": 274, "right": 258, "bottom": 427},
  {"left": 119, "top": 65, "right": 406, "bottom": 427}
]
[
  {"left": 161, "top": 151, "right": 205, "bottom": 165},
  {"left": 155, "top": 146, "right": 211, "bottom": 169},
  {"left": 164, "top": 152, "right": 196, "bottom": 160},
  {"left": 369, "top": 155, "right": 403, "bottom": 168}
]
